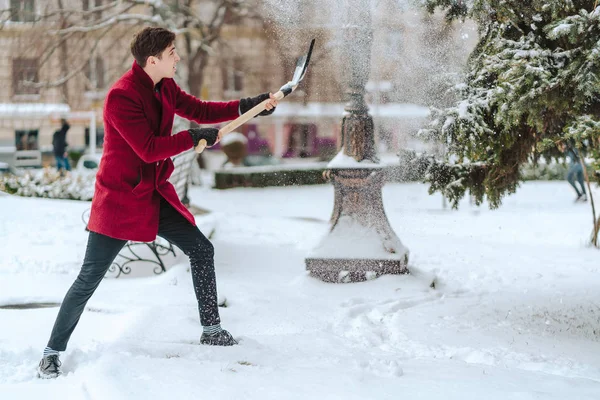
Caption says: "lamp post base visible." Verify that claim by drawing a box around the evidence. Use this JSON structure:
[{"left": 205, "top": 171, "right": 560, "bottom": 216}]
[
  {"left": 305, "top": 168, "right": 409, "bottom": 283},
  {"left": 305, "top": 257, "right": 408, "bottom": 283}
]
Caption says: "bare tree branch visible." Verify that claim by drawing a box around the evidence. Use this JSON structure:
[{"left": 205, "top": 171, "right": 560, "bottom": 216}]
[
  {"left": 55, "top": 13, "right": 162, "bottom": 34},
  {"left": 3, "top": 0, "right": 261, "bottom": 104},
  {"left": 36, "top": 0, "right": 121, "bottom": 20},
  {"left": 22, "top": 27, "right": 113, "bottom": 89}
]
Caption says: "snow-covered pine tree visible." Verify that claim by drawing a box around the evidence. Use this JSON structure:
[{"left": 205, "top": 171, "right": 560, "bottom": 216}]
[
  {"left": 420, "top": 0, "right": 600, "bottom": 207},
  {"left": 418, "top": 0, "right": 600, "bottom": 245}
]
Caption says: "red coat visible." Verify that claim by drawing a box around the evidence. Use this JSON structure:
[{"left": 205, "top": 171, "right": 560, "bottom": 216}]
[{"left": 87, "top": 62, "right": 239, "bottom": 242}]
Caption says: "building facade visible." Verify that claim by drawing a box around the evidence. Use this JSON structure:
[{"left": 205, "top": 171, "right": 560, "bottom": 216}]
[{"left": 0, "top": 0, "right": 475, "bottom": 167}]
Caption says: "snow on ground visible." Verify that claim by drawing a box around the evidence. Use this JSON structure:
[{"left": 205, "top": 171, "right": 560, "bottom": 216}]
[{"left": 1, "top": 181, "right": 600, "bottom": 399}]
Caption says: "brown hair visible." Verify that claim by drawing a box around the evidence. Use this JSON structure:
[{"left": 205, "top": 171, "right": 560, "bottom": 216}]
[{"left": 130, "top": 27, "right": 176, "bottom": 67}]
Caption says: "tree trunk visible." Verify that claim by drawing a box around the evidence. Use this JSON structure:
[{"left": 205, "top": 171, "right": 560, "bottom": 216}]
[
  {"left": 187, "top": 50, "right": 209, "bottom": 134},
  {"left": 592, "top": 216, "right": 600, "bottom": 248},
  {"left": 183, "top": 35, "right": 210, "bottom": 171},
  {"left": 188, "top": 52, "right": 208, "bottom": 99},
  {"left": 184, "top": 32, "right": 210, "bottom": 112},
  {"left": 579, "top": 157, "right": 599, "bottom": 247},
  {"left": 57, "top": 0, "right": 69, "bottom": 102}
]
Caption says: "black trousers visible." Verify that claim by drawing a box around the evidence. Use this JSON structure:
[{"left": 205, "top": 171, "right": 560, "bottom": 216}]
[{"left": 47, "top": 197, "right": 220, "bottom": 351}]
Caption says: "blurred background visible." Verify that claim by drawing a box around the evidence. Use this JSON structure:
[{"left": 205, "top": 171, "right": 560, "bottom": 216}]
[{"left": 0, "top": 0, "right": 475, "bottom": 171}]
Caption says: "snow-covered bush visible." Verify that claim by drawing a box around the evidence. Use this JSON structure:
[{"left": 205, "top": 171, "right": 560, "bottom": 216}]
[
  {"left": 214, "top": 165, "right": 328, "bottom": 189},
  {"left": 0, "top": 168, "right": 95, "bottom": 201},
  {"left": 521, "top": 161, "right": 569, "bottom": 181}
]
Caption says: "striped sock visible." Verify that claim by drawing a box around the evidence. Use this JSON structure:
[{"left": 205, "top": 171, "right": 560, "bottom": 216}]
[
  {"left": 203, "top": 324, "right": 223, "bottom": 336},
  {"left": 43, "top": 347, "right": 59, "bottom": 358}
]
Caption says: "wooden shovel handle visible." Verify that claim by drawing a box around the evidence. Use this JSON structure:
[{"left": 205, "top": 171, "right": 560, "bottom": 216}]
[
  {"left": 194, "top": 90, "right": 287, "bottom": 154},
  {"left": 195, "top": 138, "right": 208, "bottom": 153}
]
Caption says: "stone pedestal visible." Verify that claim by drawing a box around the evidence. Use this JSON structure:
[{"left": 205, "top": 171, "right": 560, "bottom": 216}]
[{"left": 305, "top": 168, "right": 409, "bottom": 282}]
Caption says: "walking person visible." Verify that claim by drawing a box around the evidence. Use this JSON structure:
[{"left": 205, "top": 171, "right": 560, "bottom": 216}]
[
  {"left": 558, "top": 141, "right": 587, "bottom": 202},
  {"left": 37, "top": 27, "right": 278, "bottom": 379},
  {"left": 52, "top": 118, "right": 71, "bottom": 175}
]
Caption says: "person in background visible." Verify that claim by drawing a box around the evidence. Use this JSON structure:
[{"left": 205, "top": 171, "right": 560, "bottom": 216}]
[
  {"left": 52, "top": 118, "right": 71, "bottom": 175},
  {"left": 558, "top": 141, "right": 587, "bottom": 202},
  {"left": 221, "top": 132, "right": 251, "bottom": 168}
]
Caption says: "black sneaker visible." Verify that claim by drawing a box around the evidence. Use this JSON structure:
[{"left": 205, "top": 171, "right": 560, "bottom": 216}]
[
  {"left": 37, "top": 354, "right": 62, "bottom": 379},
  {"left": 200, "top": 329, "right": 238, "bottom": 346}
]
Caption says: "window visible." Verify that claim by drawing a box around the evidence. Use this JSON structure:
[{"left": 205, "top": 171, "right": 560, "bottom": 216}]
[
  {"left": 15, "top": 130, "right": 39, "bottom": 151},
  {"left": 12, "top": 58, "right": 39, "bottom": 95},
  {"left": 222, "top": 58, "right": 244, "bottom": 96},
  {"left": 10, "top": 0, "right": 35, "bottom": 22},
  {"left": 283, "top": 123, "right": 318, "bottom": 158},
  {"left": 82, "top": 0, "right": 103, "bottom": 21},
  {"left": 384, "top": 31, "right": 403, "bottom": 61},
  {"left": 222, "top": 8, "right": 238, "bottom": 24},
  {"left": 85, "top": 127, "right": 105, "bottom": 148},
  {"left": 84, "top": 57, "right": 106, "bottom": 90}
]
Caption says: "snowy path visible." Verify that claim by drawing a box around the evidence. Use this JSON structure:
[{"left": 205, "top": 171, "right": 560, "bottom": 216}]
[{"left": 1, "top": 182, "right": 600, "bottom": 399}]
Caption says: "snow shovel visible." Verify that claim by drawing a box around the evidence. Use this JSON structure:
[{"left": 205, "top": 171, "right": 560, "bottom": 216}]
[{"left": 195, "top": 39, "right": 315, "bottom": 154}]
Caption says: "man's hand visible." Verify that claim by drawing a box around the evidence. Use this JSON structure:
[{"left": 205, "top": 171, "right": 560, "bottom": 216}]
[
  {"left": 188, "top": 128, "right": 219, "bottom": 147},
  {"left": 239, "top": 92, "right": 278, "bottom": 116}
]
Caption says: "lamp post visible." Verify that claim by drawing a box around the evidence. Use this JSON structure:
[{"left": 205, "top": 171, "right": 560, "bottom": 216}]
[{"left": 305, "top": 0, "right": 409, "bottom": 282}]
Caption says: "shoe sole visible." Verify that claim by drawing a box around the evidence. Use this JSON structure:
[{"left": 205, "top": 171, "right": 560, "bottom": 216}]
[
  {"left": 200, "top": 338, "right": 239, "bottom": 346},
  {"left": 37, "top": 367, "right": 61, "bottom": 379},
  {"left": 199, "top": 341, "right": 238, "bottom": 346}
]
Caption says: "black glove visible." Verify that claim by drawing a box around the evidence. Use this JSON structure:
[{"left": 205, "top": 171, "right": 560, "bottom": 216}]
[
  {"left": 188, "top": 128, "right": 219, "bottom": 147},
  {"left": 239, "top": 93, "right": 275, "bottom": 116}
]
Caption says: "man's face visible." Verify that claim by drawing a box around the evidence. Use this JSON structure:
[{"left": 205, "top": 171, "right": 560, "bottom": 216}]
[{"left": 149, "top": 43, "right": 180, "bottom": 79}]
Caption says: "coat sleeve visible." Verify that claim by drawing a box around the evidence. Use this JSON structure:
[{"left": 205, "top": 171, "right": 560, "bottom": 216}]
[
  {"left": 105, "top": 88, "right": 194, "bottom": 163},
  {"left": 174, "top": 83, "right": 240, "bottom": 124}
]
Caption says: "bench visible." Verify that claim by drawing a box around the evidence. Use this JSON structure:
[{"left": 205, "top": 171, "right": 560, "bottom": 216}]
[
  {"left": 170, "top": 149, "right": 197, "bottom": 206},
  {"left": 83, "top": 150, "right": 197, "bottom": 278},
  {"left": 14, "top": 150, "right": 42, "bottom": 168}
]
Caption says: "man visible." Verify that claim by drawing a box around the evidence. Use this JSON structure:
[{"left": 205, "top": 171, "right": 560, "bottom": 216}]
[
  {"left": 558, "top": 141, "right": 587, "bottom": 202},
  {"left": 52, "top": 118, "right": 71, "bottom": 174},
  {"left": 37, "top": 27, "right": 278, "bottom": 379}
]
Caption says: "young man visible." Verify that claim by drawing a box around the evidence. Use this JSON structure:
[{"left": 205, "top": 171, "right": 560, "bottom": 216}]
[{"left": 37, "top": 27, "right": 278, "bottom": 379}]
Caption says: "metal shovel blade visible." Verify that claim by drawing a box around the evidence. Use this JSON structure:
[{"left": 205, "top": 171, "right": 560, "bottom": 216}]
[
  {"left": 292, "top": 38, "right": 315, "bottom": 85},
  {"left": 278, "top": 39, "right": 316, "bottom": 97}
]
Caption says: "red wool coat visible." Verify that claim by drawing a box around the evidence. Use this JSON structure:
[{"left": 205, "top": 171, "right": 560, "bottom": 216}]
[{"left": 87, "top": 62, "right": 240, "bottom": 242}]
